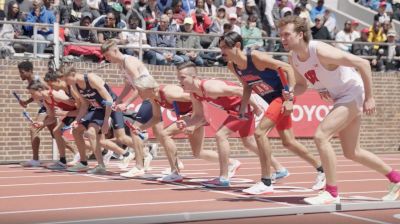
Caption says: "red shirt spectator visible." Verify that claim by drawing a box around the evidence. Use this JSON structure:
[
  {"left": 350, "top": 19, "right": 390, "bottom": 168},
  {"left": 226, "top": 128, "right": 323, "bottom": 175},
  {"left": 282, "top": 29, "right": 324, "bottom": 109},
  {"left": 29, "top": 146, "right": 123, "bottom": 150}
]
[{"left": 191, "top": 9, "right": 212, "bottom": 33}]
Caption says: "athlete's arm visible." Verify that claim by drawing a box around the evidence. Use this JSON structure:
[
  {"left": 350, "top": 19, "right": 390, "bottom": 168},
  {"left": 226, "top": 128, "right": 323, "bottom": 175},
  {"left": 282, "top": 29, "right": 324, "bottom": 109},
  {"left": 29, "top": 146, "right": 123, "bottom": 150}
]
[
  {"left": 203, "top": 79, "right": 242, "bottom": 97},
  {"left": 70, "top": 83, "right": 89, "bottom": 122},
  {"left": 138, "top": 99, "right": 162, "bottom": 130},
  {"left": 51, "top": 90, "right": 76, "bottom": 107},
  {"left": 164, "top": 85, "right": 192, "bottom": 102},
  {"left": 88, "top": 73, "right": 113, "bottom": 132},
  {"left": 184, "top": 94, "right": 207, "bottom": 128},
  {"left": 227, "top": 62, "right": 252, "bottom": 116},
  {"left": 288, "top": 53, "right": 308, "bottom": 96},
  {"left": 252, "top": 50, "right": 296, "bottom": 91}
]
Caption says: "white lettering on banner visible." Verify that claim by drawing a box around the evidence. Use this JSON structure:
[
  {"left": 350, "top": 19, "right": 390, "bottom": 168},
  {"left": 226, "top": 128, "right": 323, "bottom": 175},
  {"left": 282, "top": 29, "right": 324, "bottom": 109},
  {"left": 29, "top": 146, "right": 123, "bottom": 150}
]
[{"left": 292, "top": 105, "right": 334, "bottom": 122}]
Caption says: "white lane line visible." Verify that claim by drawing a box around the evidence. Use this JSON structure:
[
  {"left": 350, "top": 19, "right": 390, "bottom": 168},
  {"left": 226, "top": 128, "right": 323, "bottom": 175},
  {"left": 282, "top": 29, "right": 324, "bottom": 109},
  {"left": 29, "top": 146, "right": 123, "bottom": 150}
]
[
  {"left": 333, "top": 212, "right": 394, "bottom": 224},
  {"left": 0, "top": 186, "right": 188, "bottom": 199},
  {"left": 0, "top": 199, "right": 216, "bottom": 215}
]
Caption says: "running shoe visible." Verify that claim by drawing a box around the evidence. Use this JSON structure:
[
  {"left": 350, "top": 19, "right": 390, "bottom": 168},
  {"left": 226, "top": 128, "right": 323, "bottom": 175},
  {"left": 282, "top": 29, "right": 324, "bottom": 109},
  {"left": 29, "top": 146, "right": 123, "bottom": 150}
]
[
  {"left": 242, "top": 182, "right": 274, "bottom": 195},
  {"left": 311, "top": 171, "right": 326, "bottom": 191},
  {"left": 304, "top": 191, "right": 340, "bottom": 205},
  {"left": 382, "top": 182, "right": 400, "bottom": 201}
]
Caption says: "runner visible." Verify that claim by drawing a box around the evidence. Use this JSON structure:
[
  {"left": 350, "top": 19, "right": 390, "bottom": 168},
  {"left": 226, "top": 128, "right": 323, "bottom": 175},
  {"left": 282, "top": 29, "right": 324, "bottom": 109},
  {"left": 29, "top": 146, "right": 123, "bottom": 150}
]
[
  {"left": 176, "top": 61, "right": 288, "bottom": 187},
  {"left": 219, "top": 31, "right": 326, "bottom": 195},
  {"left": 278, "top": 15, "right": 400, "bottom": 204}
]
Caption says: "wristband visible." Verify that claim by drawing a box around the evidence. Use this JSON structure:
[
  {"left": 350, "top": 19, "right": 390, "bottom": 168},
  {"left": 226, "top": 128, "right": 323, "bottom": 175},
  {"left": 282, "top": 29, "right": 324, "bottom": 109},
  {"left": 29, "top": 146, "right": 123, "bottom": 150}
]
[{"left": 101, "top": 100, "right": 113, "bottom": 107}]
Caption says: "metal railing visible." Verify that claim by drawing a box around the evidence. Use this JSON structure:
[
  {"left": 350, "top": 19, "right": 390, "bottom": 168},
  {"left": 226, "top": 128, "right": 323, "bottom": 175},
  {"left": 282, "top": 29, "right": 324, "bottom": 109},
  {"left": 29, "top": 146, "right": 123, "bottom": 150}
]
[{"left": 1, "top": 20, "right": 400, "bottom": 68}]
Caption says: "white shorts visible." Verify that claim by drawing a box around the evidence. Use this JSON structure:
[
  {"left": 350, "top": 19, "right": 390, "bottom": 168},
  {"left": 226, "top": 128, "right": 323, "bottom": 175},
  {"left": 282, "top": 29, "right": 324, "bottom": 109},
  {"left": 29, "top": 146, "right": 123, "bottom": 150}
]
[{"left": 333, "top": 85, "right": 365, "bottom": 112}]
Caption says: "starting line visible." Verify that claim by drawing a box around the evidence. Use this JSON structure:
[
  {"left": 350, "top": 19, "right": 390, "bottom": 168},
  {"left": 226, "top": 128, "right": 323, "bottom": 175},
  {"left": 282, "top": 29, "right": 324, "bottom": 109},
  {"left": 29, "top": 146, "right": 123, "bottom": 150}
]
[{"left": 40, "top": 201, "right": 400, "bottom": 224}]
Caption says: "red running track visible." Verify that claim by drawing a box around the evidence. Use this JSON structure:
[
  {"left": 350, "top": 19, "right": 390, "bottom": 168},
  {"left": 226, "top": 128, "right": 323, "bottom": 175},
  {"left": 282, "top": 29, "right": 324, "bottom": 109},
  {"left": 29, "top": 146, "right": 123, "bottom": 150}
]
[{"left": 0, "top": 154, "right": 399, "bottom": 224}]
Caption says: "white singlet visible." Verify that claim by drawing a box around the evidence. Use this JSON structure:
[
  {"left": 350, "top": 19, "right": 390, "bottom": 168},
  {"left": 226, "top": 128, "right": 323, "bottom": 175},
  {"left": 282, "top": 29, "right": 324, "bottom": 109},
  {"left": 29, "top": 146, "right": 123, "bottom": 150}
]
[
  {"left": 291, "top": 40, "right": 365, "bottom": 110},
  {"left": 121, "top": 54, "right": 151, "bottom": 87}
]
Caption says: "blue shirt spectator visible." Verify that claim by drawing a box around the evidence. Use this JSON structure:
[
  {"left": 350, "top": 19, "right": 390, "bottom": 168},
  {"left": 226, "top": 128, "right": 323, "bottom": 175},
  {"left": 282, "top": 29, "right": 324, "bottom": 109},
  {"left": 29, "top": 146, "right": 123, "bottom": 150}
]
[
  {"left": 24, "top": 5, "right": 56, "bottom": 36},
  {"left": 310, "top": 0, "right": 326, "bottom": 22}
]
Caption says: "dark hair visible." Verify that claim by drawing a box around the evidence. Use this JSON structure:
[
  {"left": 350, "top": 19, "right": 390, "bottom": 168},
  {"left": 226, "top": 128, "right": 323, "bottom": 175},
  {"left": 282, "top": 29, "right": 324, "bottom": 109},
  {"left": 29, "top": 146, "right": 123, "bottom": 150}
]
[
  {"left": 44, "top": 71, "right": 63, "bottom": 82},
  {"left": 219, "top": 31, "right": 243, "bottom": 50},
  {"left": 6, "top": 1, "right": 19, "bottom": 20},
  {"left": 163, "top": 6, "right": 172, "bottom": 14},
  {"left": 18, "top": 60, "right": 33, "bottom": 72},
  {"left": 171, "top": 0, "right": 182, "bottom": 9},
  {"left": 247, "top": 14, "right": 258, "bottom": 23},
  {"left": 176, "top": 61, "right": 197, "bottom": 71},
  {"left": 27, "top": 80, "right": 47, "bottom": 91}
]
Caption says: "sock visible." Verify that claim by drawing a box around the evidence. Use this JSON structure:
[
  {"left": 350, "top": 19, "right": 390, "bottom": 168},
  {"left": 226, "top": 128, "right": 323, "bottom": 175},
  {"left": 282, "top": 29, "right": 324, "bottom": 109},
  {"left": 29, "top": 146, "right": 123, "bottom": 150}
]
[
  {"left": 123, "top": 151, "right": 130, "bottom": 157},
  {"left": 316, "top": 166, "right": 324, "bottom": 173},
  {"left": 80, "top": 161, "right": 88, "bottom": 166},
  {"left": 325, "top": 184, "right": 338, "bottom": 198},
  {"left": 386, "top": 170, "right": 400, "bottom": 183},
  {"left": 101, "top": 149, "right": 109, "bottom": 156},
  {"left": 261, "top": 178, "right": 272, "bottom": 186},
  {"left": 59, "top": 157, "right": 67, "bottom": 164}
]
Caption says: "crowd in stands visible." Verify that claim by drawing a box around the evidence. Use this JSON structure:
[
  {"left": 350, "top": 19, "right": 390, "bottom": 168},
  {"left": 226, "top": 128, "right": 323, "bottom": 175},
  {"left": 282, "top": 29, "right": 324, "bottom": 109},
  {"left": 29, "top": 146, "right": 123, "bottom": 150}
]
[{"left": 0, "top": 0, "right": 398, "bottom": 70}]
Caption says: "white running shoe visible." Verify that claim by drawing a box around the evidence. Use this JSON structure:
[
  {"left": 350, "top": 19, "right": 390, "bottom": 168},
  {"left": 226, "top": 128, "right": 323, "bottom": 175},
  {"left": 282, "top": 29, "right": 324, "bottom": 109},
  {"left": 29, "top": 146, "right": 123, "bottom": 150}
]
[
  {"left": 304, "top": 191, "right": 340, "bottom": 205},
  {"left": 20, "top": 159, "right": 41, "bottom": 167},
  {"left": 382, "top": 182, "right": 400, "bottom": 201},
  {"left": 67, "top": 153, "right": 80, "bottom": 166},
  {"left": 158, "top": 172, "right": 183, "bottom": 183},
  {"left": 242, "top": 182, "right": 274, "bottom": 195},
  {"left": 228, "top": 159, "right": 241, "bottom": 179},
  {"left": 102, "top": 150, "right": 114, "bottom": 166},
  {"left": 312, "top": 172, "right": 326, "bottom": 191},
  {"left": 162, "top": 160, "right": 185, "bottom": 175},
  {"left": 144, "top": 153, "right": 154, "bottom": 171},
  {"left": 118, "top": 152, "right": 135, "bottom": 170},
  {"left": 120, "top": 167, "right": 145, "bottom": 178}
]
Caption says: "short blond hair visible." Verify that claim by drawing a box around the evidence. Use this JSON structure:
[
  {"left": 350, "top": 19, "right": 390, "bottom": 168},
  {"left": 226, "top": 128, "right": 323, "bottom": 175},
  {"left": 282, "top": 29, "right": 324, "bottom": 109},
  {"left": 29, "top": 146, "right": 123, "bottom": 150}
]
[
  {"left": 60, "top": 64, "right": 76, "bottom": 76},
  {"left": 135, "top": 75, "right": 159, "bottom": 89},
  {"left": 101, "top": 39, "right": 118, "bottom": 53}
]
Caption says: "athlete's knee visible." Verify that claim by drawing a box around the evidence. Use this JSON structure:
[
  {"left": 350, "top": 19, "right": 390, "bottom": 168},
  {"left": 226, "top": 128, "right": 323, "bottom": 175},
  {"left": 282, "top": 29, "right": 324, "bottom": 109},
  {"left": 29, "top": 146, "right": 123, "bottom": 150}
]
[
  {"left": 72, "top": 126, "right": 85, "bottom": 136},
  {"left": 314, "top": 130, "right": 329, "bottom": 147},
  {"left": 343, "top": 149, "right": 358, "bottom": 160},
  {"left": 85, "top": 129, "right": 97, "bottom": 141},
  {"left": 254, "top": 128, "right": 266, "bottom": 140},
  {"left": 215, "top": 131, "right": 228, "bottom": 142}
]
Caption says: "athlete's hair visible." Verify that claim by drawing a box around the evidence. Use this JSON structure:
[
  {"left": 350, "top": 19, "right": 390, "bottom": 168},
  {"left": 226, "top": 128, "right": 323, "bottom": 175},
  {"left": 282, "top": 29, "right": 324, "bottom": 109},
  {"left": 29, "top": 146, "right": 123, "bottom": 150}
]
[
  {"left": 101, "top": 39, "right": 118, "bottom": 53},
  {"left": 44, "top": 70, "right": 63, "bottom": 82},
  {"left": 27, "top": 80, "right": 47, "bottom": 91},
  {"left": 176, "top": 61, "right": 197, "bottom": 71},
  {"left": 60, "top": 64, "right": 76, "bottom": 76},
  {"left": 135, "top": 75, "right": 159, "bottom": 89},
  {"left": 18, "top": 60, "right": 33, "bottom": 72},
  {"left": 218, "top": 31, "right": 243, "bottom": 50},
  {"left": 278, "top": 15, "right": 310, "bottom": 43}
]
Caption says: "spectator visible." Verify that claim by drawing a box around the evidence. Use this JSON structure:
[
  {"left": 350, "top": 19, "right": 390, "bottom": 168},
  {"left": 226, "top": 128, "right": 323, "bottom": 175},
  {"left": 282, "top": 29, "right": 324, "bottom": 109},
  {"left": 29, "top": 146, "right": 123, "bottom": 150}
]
[
  {"left": 177, "top": 17, "right": 204, "bottom": 66},
  {"left": 241, "top": 14, "right": 263, "bottom": 50},
  {"left": 204, "top": 0, "right": 216, "bottom": 17},
  {"left": 382, "top": 18, "right": 393, "bottom": 36},
  {"left": 195, "top": 0, "right": 206, "bottom": 12},
  {"left": 171, "top": 0, "right": 186, "bottom": 24},
  {"left": 134, "top": 0, "right": 148, "bottom": 16},
  {"left": 142, "top": 0, "right": 160, "bottom": 30},
  {"left": 322, "top": 9, "right": 336, "bottom": 38},
  {"left": 0, "top": 10, "right": 15, "bottom": 58},
  {"left": 335, "top": 20, "right": 359, "bottom": 52},
  {"left": 235, "top": 1, "right": 245, "bottom": 26},
  {"left": 352, "top": 27, "right": 373, "bottom": 56},
  {"left": 280, "top": 6, "right": 292, "bottom": 17},
  {"left": 86, "top": 0, "right": 101, "bottom": 18},
  {"left": 98, "top": 0, "right": 119, "bottom": 15},
  {"left": 212, "top": 6, "right": 227, "bottom": 34},
  {"left": 92, "top": 3, "right": 127, "bottom": 29},
  {"left": 296, "top": 2, "right": 313, "bottom": 28},
  {"left": 310, "top": 0, "right": 325, "bottom": 22},
  {"left": 228, "top": 13, "right": 241, "bottom": 34},
  {"left": 374, "top": 1, "right": 391, "bottom": 24},
  {"left": 4, "top": 0, "right": 32, "bottom": 17},
  {"left": 351, "top": 20, "right": 361, "bottom": 39},
  {"left": 144, "top": 14, "right": 184, "bottom": 65},
  {"left": 97, "top": 11, "right": 124, "bottom": 44},
  {"left": 123, "top": 0, "right": 145, "bottom": 29},
  {"left": 64, "top": 12, "right": 103, "bottom": 61},
  {"left": 24, "top": 0, "right": 56, "bottom": 54},
  {"left": 191, "top": 8, "right": 212, "bottom": 33},
  {"left": 182, "top": 0, "right": 195, "bottom": 14},
  {"left": 6, "top": 1, "right": 24, "bottom": 37},
  {"left": 244, "top": 0, "right": 261, "bottom": 28},
  {"left": 296, "top": 0, "right": 312, "bottom": 11},
  {"left": 222, "top": 0, "right": 236, "bottom": 16},
  {"left": 311, "top": 14, "right": 330, "bottom": 40},
  {"left": 60, "top": 0, "right": 91, "bottom": 24},
  {"left": 157, "top": 0, "right": 172, "bottom": 14},
  {"left": 122, "top": 14, "right": 149, "bottom": 57},
  {"left": 379, "top": 29, "right": 400, "bottom": 71},
  {"left": 164, "top": 7, "right": 180, "bottom": 31},
  {"left": 369, "top": 20, "right": 387, "bottom": 50}
]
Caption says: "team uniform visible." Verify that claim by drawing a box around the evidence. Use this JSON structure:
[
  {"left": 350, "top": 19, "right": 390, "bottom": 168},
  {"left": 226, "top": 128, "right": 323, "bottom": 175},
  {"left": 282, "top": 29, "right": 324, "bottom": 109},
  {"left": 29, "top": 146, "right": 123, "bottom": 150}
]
[
  {"left": 232, "top": 49, "right": 291, "bottom": 130},
  {"left": 76, "top": 73, "right": 124, "bottom": 130},
  {"left": 192, "top": 79, "right": 255, "bottom": 137},
  {"left": 46, "top": 86, "right": 77, "bottom": 127},
  {"left": 291, "top": 40, "right": 365, "bottom": 110},
  {"left": 154, "top": 85, "right": 193, "bottom": 116}
]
